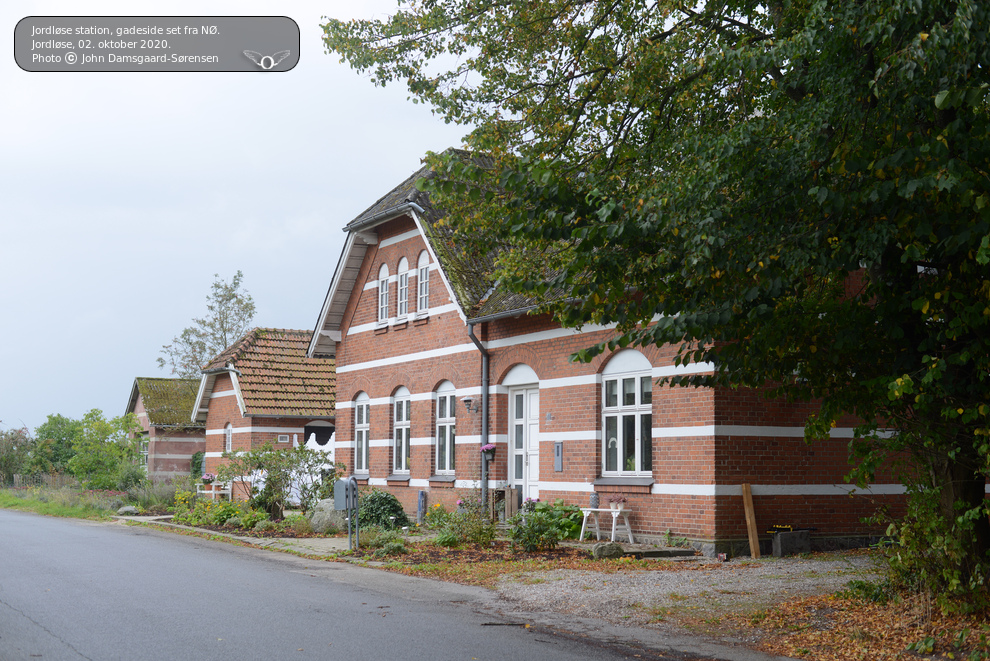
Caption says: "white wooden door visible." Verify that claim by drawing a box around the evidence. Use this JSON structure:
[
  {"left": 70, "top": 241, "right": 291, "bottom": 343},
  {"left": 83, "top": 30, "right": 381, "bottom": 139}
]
[{"left": 510, "top": 387, "right": 540, "bottom": 502}]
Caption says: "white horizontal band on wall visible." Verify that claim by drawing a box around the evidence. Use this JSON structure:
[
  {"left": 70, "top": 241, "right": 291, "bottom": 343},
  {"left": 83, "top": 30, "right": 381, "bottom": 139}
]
[
  {"left": 369, "top": 439, "right": 390, "bottom": 448},
  {"left": 149, "top": 437, "right": 206, "bottom": 443},
  {"left": 205, "top": 426, "right": 305, "bottom": 435},
  {"left": 347, "top": 302, "right": 458, "bottom": 335},
  {"left": 378, "top": 228, "right": 421, "bottom": 248},
  {"left": 336, "top": 343, "right": 478, "bottom": 374},
  {"left": 210, "top": 390, "right": 237, "bottom": 399}
]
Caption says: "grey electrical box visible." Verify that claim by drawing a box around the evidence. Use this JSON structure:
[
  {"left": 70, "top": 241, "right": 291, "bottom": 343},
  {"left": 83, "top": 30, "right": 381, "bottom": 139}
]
[
  {"left": 554, "top": 441, "right": 563, "bottom": 472},
  {"left": 334, "top": 479, "right": 358, "bottom": 510}
]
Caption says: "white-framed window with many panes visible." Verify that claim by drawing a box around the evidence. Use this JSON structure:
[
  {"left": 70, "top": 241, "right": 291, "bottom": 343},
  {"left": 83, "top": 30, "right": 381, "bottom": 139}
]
[
  {"left": 435, "top": 381, "right": 456, "bottom": 475},
  {"left": 354, "top": 393, "right": 370, "bottom": 473},
  {"left": 377, "top": 264, "right": 390, "bottom": 325},
  {"left": 602, "top": 350, "right": 653, "bottom": 475},
  {"left": 416, "top": 250, "right": 430, "bottom": 315},
  {"left": 392, "top": 387, "right": 411, "bottom": 473},
  {"left": 396, "top": 257, "right": 409, "bottom": 320}
]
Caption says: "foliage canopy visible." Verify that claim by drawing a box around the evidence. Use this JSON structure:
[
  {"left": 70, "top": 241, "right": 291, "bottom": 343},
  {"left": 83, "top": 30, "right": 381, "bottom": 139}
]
[
  {"left": 157, "top": 271, "right": 256, "bottom": 379},
  {"left": 325, "top": 0, "right": 990, "bottom": 606}
]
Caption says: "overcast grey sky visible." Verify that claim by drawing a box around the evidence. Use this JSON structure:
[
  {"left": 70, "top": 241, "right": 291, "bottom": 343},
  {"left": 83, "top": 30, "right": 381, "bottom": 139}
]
[{"left": 1, "top": 1, "right": 466, "bottom": 433}]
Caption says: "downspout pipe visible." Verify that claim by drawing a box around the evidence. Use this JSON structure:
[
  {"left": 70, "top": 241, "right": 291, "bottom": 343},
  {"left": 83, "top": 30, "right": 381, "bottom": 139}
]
[{"left": 467, "top": 321, "right": 490, "bottom": 512}]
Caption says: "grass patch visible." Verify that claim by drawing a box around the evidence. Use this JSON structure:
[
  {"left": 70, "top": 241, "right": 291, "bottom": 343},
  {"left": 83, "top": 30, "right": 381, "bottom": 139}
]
[{"left": 0, "top": 487, "right": 120, "bottom": 520}]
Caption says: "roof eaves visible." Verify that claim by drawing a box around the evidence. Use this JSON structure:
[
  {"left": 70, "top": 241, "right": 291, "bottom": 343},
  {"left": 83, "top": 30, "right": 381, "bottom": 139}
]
[{"left": 344, "top": 201, "right": 426, "bottom": 234}]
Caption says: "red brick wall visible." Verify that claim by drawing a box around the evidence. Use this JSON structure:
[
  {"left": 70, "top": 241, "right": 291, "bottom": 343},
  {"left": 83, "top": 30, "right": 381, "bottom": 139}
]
[{"left": 328, "top": 215, "right": 897, "bottom": 548}]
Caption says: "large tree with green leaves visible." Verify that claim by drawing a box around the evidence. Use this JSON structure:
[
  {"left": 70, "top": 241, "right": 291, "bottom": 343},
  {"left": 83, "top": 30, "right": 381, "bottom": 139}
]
[
  {"left": 67, "top": 409, "right": 143, "bottom": 491},
  {"left": 324, "top": 1, "right": 990, "bottom": 606},
  {"left": 158, "top": 271, "right": 256, "bottom": 378},
  {"left": 28, "top": 413, "right": 83, "bottom": 475}
]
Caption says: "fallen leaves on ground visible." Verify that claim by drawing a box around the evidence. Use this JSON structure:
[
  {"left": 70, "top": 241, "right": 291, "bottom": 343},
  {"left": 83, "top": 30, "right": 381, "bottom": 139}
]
[
  {"left": 351, "top": 540, "right": 683, "bottom": 586},
  {"left": 728, "top": 592, "right": 990, "bottom": 660}
]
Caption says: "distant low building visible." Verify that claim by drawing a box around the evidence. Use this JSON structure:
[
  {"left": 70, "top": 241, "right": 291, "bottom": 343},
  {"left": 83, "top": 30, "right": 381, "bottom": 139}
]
[{"left": 125, "top": 377, "right": 206, "bottom": 479}]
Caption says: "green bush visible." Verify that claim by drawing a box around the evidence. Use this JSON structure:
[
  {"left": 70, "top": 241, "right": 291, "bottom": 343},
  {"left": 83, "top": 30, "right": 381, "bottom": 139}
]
[
  {"left": 285, "top": 513, "right": 314, "bottom": 535},
  {"left": 190, "top": 451, "right": 205, "bottom": 479},
  {"left": 508, "top": 510, "right": 567, "bottom": 552},
  {"left": 224, "top": 516, "right": 243, "bottom": 528},
  {"left": 434, "top": 506, "right": 497, "bottom": 547},
  {"left": 373, "top": 540, "right": 408, "bottom": 558},
  {"left": 424, "top": 502, "right": 451, "bottom": 528},
  {"left": 359, "top": 489, "right": 410, "bottom": 529},
  {"left": 254, "top": 518, "right": 277, "bottom": 532}
]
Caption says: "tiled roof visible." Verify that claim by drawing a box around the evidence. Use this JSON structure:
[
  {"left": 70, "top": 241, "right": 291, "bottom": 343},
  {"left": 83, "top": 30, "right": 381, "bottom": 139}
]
[
  {"left": 347, "top": 151, "right": 555, "bottom": 320},
  {"left": 204, "top": 328, "right": 335, "bottom": 418},
  {"left": 133, "top": 378, "right": 204, "bottom": 428}
]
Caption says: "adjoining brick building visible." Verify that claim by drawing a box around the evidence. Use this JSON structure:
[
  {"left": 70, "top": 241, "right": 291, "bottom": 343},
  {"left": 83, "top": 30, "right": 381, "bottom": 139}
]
[
  {"left": 126, "top": 377, "right": 206, "bottom": 479},
  {"left": 192, "top": 328, "right": 335, "bottom": 493},
  {"left": 307, "top": 159, "right": 899, "bottom": 554}
]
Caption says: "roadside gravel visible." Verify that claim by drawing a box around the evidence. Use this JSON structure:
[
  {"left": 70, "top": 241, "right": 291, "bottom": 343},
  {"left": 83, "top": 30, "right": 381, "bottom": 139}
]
[{"left": 493, "top": 549, "right": 878, "bottom": 629}]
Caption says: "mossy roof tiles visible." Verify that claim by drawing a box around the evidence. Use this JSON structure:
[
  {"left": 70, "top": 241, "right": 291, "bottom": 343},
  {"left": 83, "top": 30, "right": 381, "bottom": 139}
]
[{"left": 132, "top": 377, "right": 204, "bottom": 428}]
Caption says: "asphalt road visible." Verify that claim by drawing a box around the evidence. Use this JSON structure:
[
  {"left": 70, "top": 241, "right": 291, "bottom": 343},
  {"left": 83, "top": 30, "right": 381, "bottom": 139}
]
[{"left": 0, "top": 510, "right": 677, "bottom": 661}]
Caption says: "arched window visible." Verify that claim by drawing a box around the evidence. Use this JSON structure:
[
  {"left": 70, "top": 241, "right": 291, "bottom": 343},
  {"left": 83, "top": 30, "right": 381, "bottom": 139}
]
[
  {"left": 416, "top": 251, "right": 430, "bottom": 315},
  {"left": 392, "top": 386, "right": 411, "bottom": 473},
  {"left": 224, "top": 423, "right": 232, "bottom": 453},
  {"left": 435, "top": 381, "right": 456, "bottom": 474},
  {"left": 396, "top": 257, "right": 409, "bottom": 319},
  {"left": 602, "top": 350, "right": 653, "bottom": 475},
  {"left": 377, "top": 264, "right": 390, "bottom": 324},
  {"left": 354, "top": 392, "right": 370, "bottom": 473}
]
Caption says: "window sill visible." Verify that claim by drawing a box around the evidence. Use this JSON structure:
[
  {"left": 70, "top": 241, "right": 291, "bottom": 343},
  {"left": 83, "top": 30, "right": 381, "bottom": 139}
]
[
  {"left": 386, "top": 473, "right": 410, "bottom": 482},
  {"left": 429, "top": 474, "right": 456, "bottom": 485},
  {"left": 374, "top": 325, "right": 388, "bottom": 335},
  {"left": 593, "top": 476, "right": 654, "bottom": 488},
  {"left": 393, "top": 317, "right": 408, "bottom": 329}
]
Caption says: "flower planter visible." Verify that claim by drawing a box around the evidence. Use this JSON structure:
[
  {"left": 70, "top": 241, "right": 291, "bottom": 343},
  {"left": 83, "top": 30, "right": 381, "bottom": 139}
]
[
  {"left": 609, "top": 502, "right": 624, "bottom": 511},
  {"left": 481, "top": 451, "right": 496, "bottom": 463}
]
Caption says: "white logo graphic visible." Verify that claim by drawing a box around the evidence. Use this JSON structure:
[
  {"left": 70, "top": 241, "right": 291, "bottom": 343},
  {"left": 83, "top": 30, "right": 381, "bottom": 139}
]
[{"left": 243, "top": 50, "right": 291, "bottom": 70}]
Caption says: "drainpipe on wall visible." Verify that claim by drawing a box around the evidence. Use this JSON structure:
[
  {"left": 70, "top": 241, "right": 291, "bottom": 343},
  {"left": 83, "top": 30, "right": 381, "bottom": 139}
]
[{"left": 467, "top": 321, "right": 490, "bottom": 511}]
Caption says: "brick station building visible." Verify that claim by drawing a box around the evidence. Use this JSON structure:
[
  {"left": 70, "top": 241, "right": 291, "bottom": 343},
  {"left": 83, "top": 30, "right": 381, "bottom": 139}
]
[
  {"left": 306, "top": 158, "right": 899, "bottom": 554},
  {"left": 192, "top": 328, "right": 335, "bottom": 496}
]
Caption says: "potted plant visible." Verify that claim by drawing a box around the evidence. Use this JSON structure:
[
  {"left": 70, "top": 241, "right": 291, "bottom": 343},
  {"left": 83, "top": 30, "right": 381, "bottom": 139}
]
[
  {"left": 608, "top": 494, "right": 627, "bottom": 511},
  {"left": 480, "top": 443, "right": 496, "bottom": 462},
  {"left": 201, "top": 472, "right": 216, "bottom": 486}
]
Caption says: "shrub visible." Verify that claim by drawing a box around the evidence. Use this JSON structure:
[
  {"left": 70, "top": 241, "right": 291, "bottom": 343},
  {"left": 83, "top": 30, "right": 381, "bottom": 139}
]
[
  {"left": 115, "top": 463, "right": 146, "bottom": 491},
  {"left": 424, "top": 503, "right": 450, "bottom": 528},
  {"left": 127, "top": 477, "right": 179, "bottom": 510},
  {"left": 285, "top": 513, "right": 314, "bottom": 535},
  {"left": 224, "top": 516, "right": 243, "bottom": 529},
  {"left": 254, "top": 518, "right": 277, "bottom": 532},
  {"left": 434, "top": 507, "right": 497, "bottom": 547},
  {"left": 373, "top": 541, "right": 408, "bottom": 558},
  {"left": 508, "top": 510, "right": 567, "bottom": 552},
  {"left": 357, "top": 525, "right": 388, "bottom": 548},
  {"left": 359, "top": 489, "right": 409, "bottom": 529}
]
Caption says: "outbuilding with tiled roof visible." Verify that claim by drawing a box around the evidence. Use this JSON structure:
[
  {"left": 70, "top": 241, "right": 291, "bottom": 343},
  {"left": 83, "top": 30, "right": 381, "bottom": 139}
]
[
  {"left": 125, "top": 377, "right": 205, "bottom": 478},
  {"left": 193, "top": 328, "right": 336, "bottom": 483}
]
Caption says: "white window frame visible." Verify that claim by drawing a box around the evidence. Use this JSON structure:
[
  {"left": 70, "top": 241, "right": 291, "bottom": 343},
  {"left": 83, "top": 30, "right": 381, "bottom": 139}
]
[
  {"left": 435, "top": 382, "right": 456, "bottom": 475},
  {"left": 392, "top": 387, "right": 411, "bottom": 473},
  {"left": 354, "top": 393, "right": 370, "bottom": 474},
  {"left": 377, "top": 264, "right": 390, "bottom": 325},
  {"left": 276, "top": 434, "right": 290, "bottom": 444},
  {"left": 224, "top": 423, "right": 232, "bottom": 453},
  {"left": 416, "top": 250, "right": 430, "bottom": 316},
  {"left": 396, "top": 257, "right": 409, "bottom": 320},
  {"left": 602, "top": 368, "right": 653, "bottom": 476}
]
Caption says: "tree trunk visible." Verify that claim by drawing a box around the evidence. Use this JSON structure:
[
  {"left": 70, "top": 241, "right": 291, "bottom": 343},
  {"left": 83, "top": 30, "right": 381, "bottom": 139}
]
[{"left": 933, "top": 440, "right": 990, "bottom": 581}]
